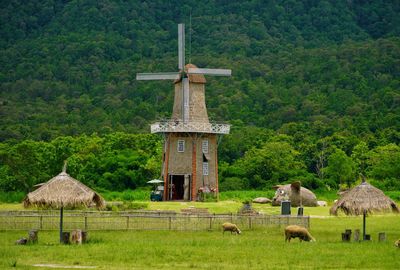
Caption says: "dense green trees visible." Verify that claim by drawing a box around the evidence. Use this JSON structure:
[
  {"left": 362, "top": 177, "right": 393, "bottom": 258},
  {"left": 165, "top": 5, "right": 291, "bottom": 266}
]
[
  {"left": 0, "top": 133, "right": 161, "bottom": 192},
  {"left": 0, "top": 1, "right": 399, "bottom": 193},
  {"left": 0, "top": 130, "right": 398, "bottom": 193}
]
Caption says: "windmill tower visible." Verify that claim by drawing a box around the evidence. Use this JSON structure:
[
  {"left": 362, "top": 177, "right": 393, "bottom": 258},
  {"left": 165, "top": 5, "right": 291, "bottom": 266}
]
[{"left": 136, "top": 24, "right": 231, "bottom": 201}]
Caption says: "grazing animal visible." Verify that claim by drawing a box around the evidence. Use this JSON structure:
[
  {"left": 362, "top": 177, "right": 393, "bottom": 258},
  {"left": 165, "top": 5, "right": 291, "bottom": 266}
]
[
  {"left": 272, "top": 181, "right": 318, "bottom": 207},
  {"left": 395, "top": 239, "right": 400, "bottom": 247},
  {"left": 15, "top": 237, "right": 28, "bottom": 245},
  {"left": 285, "top": 225, "right": 315, "bottom": 242},
  {"left": 222, "top": 222, "right": 241, "bottom": 235}
]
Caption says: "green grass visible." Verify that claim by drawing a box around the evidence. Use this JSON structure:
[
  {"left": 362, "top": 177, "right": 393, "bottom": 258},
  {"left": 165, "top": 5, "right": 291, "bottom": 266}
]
[
  {"left": 0, "top": 200, "right": 399, "bottom": 269},
  {"left": 1, "top": 214, "right": 400, "bottom": 269}
]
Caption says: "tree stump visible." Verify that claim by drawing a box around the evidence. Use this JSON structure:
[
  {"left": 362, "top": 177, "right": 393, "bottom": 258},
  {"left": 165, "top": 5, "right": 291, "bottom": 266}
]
[
  {"left": 71, "top": 230, "right": 82, "bottom": 244},
  {"left": 61, "top": 232, "right": 70, "bottom": 244},
  {"left": 354, "top": 229, "right": 360, "bottom": 242},
  {"left": 28, "top": 229, "right": 38, "bottom": 244},
  {"left": 378, "top": 232, "right": 386, "bottom": 242},
  {"left": 342, "top": 229, "right": 352, "bottom": 242},
  {"left": 81, "top": 231, "right": 88, "bottom": 243}
]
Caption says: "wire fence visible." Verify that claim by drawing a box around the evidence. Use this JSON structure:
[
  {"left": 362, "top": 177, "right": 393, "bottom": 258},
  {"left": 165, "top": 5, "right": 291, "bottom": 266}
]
[{"left": 0, "top": 210, "right": 310, "bottom": 231}]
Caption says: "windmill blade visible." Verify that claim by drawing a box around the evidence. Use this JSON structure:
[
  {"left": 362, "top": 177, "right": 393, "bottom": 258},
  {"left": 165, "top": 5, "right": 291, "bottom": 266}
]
[
  {"left": 178, "top": 23, "right": 185, "bottom": 70},
  {"left": 136, "top": 72, "right": 180, "bottom": 81},
  {"left": 182, "top": 77, "right": 190, "bottom": 123},
  {"left": 187, "top": 68, "right": 231, "bottom": 76}
]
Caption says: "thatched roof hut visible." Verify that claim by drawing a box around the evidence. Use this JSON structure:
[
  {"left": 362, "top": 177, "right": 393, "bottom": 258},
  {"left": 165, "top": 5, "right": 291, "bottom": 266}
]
[
  {"left": 24, "top": 171, "right": 104, "bottom": 209},
  {"left": 23, "top": 163, "right": 104, "bottom": 243},
  {"left": 330, "top": 181, "right": 399, "bottom": 216},
  {"left": 330, "top": 180, "right": 398, "bottom": 240}
]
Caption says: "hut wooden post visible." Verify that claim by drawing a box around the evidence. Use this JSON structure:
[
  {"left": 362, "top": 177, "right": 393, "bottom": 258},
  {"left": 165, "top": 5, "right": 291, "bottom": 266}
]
[
  {"left": 363, "top": 210, "right": 366, "bottom": 240},
  {"left": 59, "top": 206, "right": 64, "bottom": 243}
]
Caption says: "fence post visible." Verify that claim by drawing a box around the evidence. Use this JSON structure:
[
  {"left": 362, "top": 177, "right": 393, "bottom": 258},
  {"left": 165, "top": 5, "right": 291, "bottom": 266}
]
[
  {"left": 39, "top": 216, "right": 43, "bottom": 230},
  {"left": 169, "top": 217, "right": 172, "bottom": 230},
  {"left": 248, "top": 217, "right": 252, "bottom": 230},
  {"left": 126, "top": 216, "right": 130, "bottom": 230},
  {"left": 379, "top": 232, "right": 386, "bottom": 242},
  {"left": 209, "top": 217, "right": 212, "bottom": 230},
  {"left": 84, "top": 216, "right": 88, "bottom": 231}
]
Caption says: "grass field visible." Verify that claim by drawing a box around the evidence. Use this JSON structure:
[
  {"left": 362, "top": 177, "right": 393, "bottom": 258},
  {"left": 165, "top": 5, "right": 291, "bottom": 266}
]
[{"left": 1, "top": 201, "right": 400, "bottom": 269}]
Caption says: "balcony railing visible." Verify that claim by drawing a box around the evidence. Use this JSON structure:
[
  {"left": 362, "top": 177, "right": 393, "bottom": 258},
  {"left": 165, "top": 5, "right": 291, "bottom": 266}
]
[{"left": 150, "top": 121, "right": 230, "bottom": 134}]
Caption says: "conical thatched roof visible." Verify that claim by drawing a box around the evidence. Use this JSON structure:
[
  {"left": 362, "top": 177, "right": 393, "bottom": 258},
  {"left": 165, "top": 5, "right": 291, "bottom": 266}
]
[
  {"left": 330, "top": 181, "right": 399, "bottom": 216},
  {"left": 24, "top": 170, "right": 105, "bottom": 209}
]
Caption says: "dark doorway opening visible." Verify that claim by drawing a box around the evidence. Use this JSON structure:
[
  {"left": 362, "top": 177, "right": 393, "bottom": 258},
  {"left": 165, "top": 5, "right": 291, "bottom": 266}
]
[{"left": 170, "top": 175, "right": 184, "bottom": 200}]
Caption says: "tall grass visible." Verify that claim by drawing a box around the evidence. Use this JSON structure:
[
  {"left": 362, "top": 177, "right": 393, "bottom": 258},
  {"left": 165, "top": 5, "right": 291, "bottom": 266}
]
[
  {"left": 0, "top": 191, "right": 25, "bottom": 203},
  {"left": 100, "top": 188, "right": 150, "bottom": 201}
]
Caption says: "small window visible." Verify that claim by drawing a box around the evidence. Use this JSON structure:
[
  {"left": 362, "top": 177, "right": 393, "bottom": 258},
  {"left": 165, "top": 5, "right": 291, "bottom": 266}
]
[
  {"left": 177, "top": 140, "right": 185, "bottom": 152},
  {"left": 203, "top": 162, "right": 209, "bottom": 176},
  {"left": 202, "top": 140, "right": 209, "bottom": 153}
]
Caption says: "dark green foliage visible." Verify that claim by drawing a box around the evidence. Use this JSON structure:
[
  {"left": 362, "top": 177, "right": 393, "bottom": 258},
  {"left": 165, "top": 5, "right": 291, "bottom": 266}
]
[
  {"left": 0, "top": 133, "right": 161, "bottom": 192},
  {"left": 0, "top": 1, "right": 399, "bottom": 195}
]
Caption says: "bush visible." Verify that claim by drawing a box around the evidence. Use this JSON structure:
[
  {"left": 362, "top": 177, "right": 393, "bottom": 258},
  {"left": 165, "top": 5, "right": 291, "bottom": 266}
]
[
  {"left": 294, "top": 174, "right": 324, "bottom": 190},
  {"left": 370, "top": 178, "right": 400, "bottom": 191},
  {"left": 101, "top": 188, "right": 150, "bottom": 202},
  {"left": 0, "top": 191, "right": 25, "bottom": 203},
  {"left": 219, "top": 177, "right": 248, "bottom": 191}
]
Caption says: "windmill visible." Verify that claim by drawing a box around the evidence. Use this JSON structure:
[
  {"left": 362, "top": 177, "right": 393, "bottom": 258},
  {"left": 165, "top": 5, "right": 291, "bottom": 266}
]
[{"left": 136, "top": 23, "right": 231, "bottom": 201}]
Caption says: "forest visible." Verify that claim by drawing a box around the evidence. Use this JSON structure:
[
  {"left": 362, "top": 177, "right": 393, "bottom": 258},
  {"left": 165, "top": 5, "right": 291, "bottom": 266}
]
[{"left": 0, "top": 0, "right": 399, "bottom": 195}]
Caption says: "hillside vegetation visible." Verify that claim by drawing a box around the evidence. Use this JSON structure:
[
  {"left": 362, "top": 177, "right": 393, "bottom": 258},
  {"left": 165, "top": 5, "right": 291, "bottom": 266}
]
[{"left": 0, "top": 0, "right": 399, "bottom": 194}]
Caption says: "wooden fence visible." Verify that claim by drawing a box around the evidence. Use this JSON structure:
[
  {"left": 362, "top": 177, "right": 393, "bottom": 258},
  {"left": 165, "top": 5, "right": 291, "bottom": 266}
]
[{"left": 0, "top": 210, "right": 310, "bottom": 231}]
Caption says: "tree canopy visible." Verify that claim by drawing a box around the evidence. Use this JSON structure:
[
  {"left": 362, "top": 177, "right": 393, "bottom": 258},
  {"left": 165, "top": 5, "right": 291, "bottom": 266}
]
[{"left": 0, "top": 1, "right": 399, "bottom": 193}]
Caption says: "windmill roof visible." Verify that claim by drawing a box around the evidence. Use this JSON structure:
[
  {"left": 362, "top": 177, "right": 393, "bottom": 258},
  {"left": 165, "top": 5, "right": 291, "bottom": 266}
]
[{"left": 174, "top": 63, "right": 206, "bottom": 84}]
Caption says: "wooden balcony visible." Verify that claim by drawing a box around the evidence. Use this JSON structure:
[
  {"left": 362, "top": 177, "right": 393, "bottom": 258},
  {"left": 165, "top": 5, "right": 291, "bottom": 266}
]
[{"left": 150, "top": 121, "right": 230, "bottom": 134}]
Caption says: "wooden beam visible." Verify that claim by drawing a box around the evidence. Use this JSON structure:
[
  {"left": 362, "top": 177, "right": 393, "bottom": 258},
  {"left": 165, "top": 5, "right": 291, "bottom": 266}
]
[
  {"left": 214, "top": 136, "right": 219, "bottom": 202},
  {"left": 191, "top": 139, "right": 197, "bottom": 201},
  {"left": 163, "top": 136, "right": 170, "bottom": 201}
]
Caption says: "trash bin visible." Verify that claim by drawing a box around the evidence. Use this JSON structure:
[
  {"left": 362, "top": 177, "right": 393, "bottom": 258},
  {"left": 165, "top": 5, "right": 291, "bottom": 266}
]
[
  {"left": 281, "top": 200, "right": 291, "bottom": 215},
  {"left": 297, "top": 207, "right": 304, "bottom": 216},
  {"left": 150, "top": 185, "right": 164, "bottom": 201}
]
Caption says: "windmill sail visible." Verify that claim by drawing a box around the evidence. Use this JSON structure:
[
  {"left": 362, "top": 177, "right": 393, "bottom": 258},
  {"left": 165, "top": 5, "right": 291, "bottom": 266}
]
[
  {"left": 187, "top": 68, "right": 231, "bottom": 76},
  {"left": 136, "top": 23, "right": 232, "bottom": 124},
  {"left": 178, "top": 23, "right": 185, "bottom": 70},
  {"left": 136, "top": 72, "right": 180, "bottom": 80}
]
